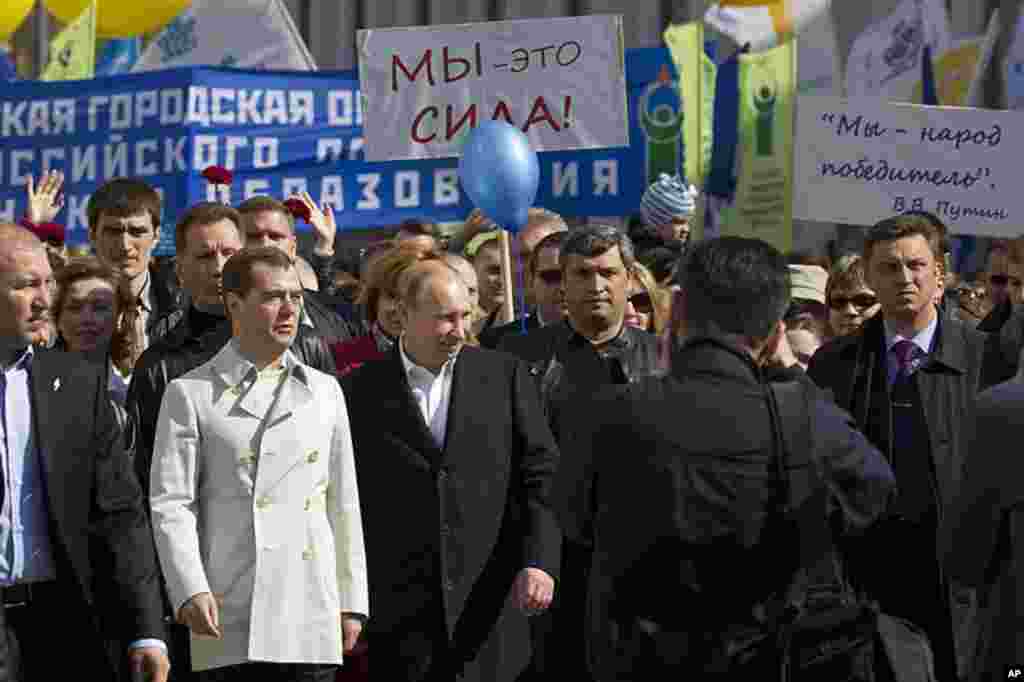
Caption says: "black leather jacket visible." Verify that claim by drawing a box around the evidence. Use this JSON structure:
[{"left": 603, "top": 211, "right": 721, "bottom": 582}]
[
  {"left": 127, "top": 307, "right": 337, "bottom": 494},
  {"left": 498, "top": 320, "right": 661, "bottom": 439}
]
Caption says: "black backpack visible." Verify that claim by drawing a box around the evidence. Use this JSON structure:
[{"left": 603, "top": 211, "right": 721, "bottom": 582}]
[{"left": 710, "top": 380, "right": 937, "bottom": 682}]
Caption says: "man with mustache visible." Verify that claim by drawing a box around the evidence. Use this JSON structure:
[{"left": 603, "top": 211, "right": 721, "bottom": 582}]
[{"left": 498, "top": 225, "right": 660, "bottom": 682}]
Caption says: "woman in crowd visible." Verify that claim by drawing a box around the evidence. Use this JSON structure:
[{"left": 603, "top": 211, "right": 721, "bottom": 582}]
[
  {"left": 624, "top": 263, "right": 670, "bottom": 335},
  {"left": 332, "top": 240, "right": 440, "bottom": 376},
  {"left": 53, "top": 257, "right": 141, "bottom": 404},
  {"left": 825, "top": 253, "right": 881, "bottom": 338}
]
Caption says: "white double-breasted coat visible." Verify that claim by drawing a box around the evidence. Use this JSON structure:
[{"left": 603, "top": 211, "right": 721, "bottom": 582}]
[{"left": 150, "top": 341, "right": 368, "bottom": 671}]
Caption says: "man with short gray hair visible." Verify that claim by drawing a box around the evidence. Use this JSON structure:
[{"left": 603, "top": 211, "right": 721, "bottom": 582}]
[{"left": 499, "top": 224, "right": 659, "bottom": 682}]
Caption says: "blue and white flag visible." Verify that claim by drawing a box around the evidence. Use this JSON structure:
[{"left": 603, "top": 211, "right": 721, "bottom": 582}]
[
  {"left": 844, "top": 0, "right": 951, "bottom": 101},
  {"left": 95, "top": 38, "right": 140, "bottom": 76},
  {"left": 132, "top": 0, "right": 315, "bottom": 72}
]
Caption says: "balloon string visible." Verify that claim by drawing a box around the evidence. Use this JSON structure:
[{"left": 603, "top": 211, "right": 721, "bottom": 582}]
[{"left": 518, "top": 252, "right": 527, "bottom": 334}]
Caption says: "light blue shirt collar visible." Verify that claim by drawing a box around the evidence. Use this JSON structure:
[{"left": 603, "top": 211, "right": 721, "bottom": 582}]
[{"left": 883, "top": 307, "right": 939, "bottom": 357}]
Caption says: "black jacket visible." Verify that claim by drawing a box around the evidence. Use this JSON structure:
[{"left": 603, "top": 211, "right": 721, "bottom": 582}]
[
  {"left": 146, "top": 260, "right": 186, "bottom": 343},
  {"left": 559, "top": 337, "right": 895, "bottom": 680},
  {"left": 303, "top": 288, "right": 359, "bottom": 345},
  {"left": 341, "top": 347, "right": 560, "bottom": 681},
  {"left": 479, "top": 313, "right": 542, "bottom": 350},
  {"left": 497, "top": 320, "right": 661, "bottom": 439},
  {"left": 127, "top": 307, "right": 337, "bottom": 495},
  {"left": 807, "top": 311, "right": 996, "bottom": 520}
]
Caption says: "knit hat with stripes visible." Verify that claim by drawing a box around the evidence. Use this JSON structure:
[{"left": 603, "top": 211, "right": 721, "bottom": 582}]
[{"left": 640, "top": 173, "right": 698, "bottom": 227}]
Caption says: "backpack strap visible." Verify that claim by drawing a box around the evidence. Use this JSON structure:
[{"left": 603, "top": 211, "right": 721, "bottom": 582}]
[{"left": 767, "top": 381, "right": 848, "bottom": 608}]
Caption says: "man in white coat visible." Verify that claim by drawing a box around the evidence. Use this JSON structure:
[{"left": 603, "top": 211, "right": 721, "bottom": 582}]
[{"left": 150, "top": 246, "right": 368, "bottom": 681}]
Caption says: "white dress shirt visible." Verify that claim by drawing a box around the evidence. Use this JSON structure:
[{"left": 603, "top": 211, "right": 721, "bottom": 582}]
[{"left": 400, "top": 340, "right": 457, "bottom": 448}]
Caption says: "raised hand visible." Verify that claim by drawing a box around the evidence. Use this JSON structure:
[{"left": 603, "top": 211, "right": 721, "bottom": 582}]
[
  {"left": 27, "top": 171, "right": 65, "bottom": 224},
  {"left": 297, "top": 191, "right": 336, "bottom": 256}
]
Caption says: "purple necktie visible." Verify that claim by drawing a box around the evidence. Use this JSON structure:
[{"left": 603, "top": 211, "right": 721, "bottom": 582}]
[{"left": 891, "top": 339, "right": 918, "bottom": 378}]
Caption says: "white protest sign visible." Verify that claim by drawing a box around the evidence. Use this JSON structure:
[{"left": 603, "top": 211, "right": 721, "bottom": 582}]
[
  {"left": 795, "top": 95, "right": 1016, "bottom": 237},
  {"left": 357, "top": 15, "right": 628, "bottom": 162}
]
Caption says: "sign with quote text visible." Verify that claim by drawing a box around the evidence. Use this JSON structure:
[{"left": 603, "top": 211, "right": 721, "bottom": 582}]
[
  {"left": 357, "top": 15, "right": 628, "bottom": 162},
  {"left": 795, "top": 95, "right": 1018, "bottom": 237}
]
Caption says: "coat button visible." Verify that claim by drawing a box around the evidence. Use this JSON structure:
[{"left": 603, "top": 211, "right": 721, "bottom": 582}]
[
  {"left": 256, "top": 497, "right": 271, "bottom": 509},
  {"left": 302, "top": 549, "right": 314, "bottom": 560},
  {"left": 307, "top": 450, "right": 319, "bottom": 463},
  {"left": 444, "top": 579, "right": 454, "bottom": 592},
  {"left": 440, "top": 523, "right": 450, "bottom": 537}
]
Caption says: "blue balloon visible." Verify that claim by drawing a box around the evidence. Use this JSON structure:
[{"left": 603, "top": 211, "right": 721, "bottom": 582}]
[{"left": 458, "top": 121, "right": 540, "bottom": 233}]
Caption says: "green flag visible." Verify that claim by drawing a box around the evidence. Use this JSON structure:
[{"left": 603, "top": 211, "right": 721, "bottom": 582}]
[
  {"left": 42, "top": 0, "right": 96, "bottom": 82},
  {"left": 727, "top": 40, "right": 796, "bottom": 253}
]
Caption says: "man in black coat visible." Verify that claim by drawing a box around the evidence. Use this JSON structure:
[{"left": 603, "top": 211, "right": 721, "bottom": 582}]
[
  {"left": 342, "top": 260, "right": 560, "bottom": 682},
  {"left": 942, "top": 368, "right": 1024, "bottom": 679},
  {"left": 0, "top": 224, "right": 169, "bottom": 681},
  {"left": 497, "top": 225, "right": 659, "bottom": 682},
  {"left": 558, "top": 236, "right": 895, "bottom": 680},
  {"left": 807, "top": 213, "right": 997, "bottom": 681}
]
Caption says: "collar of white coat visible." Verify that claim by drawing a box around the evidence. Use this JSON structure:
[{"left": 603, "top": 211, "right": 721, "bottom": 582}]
[{"left": 209, "top": 338, "right": 309, "bottom": 390}]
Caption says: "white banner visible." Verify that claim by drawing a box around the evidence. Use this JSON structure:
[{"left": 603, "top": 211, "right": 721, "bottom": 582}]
[
  {"left": 795, "top": 95, "right": 1018, "bottom": 237},
  {"left": 357, "top": 15, "right": 628, "bottom": 162},
  {"left": 132, "top": 0, "right": 315, "bottom": 72}
]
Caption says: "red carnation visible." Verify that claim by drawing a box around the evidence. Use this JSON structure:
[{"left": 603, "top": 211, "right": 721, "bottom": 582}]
[
  {"left": 19, "top": 218, "right": 65, "bottom": 245},
  {"left": 283, "top": 197, "right": 312, "bottom": 222},
  {"left": 202, "top": 166, "right": 233, "bottom": 185}
]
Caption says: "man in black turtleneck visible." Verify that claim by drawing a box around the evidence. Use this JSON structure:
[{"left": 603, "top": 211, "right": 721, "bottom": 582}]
[{"left": 125, "top": 204, "right": 336, "bottom": 680}]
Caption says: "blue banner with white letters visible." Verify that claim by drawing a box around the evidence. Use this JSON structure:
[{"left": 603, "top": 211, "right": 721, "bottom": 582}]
[{"left": 0, "top": 48, "right": 689, "bottom": 253}]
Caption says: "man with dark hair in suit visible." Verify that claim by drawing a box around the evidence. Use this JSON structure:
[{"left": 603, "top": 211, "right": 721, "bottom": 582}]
[
  {"left": 88, "top": 177, "right": 185, "bottom": 349},
  {"left": 342, "top": 260, "right": 560, "bottom": 682},
  {"left": 0, "top": 223, "right": 169, "bottom": 681},
  {"left": 808, "top": 213, "right": 1000, "bottom": 680}
]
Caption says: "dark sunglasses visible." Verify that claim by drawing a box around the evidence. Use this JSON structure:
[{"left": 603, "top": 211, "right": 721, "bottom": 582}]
[
  {"left": 537, "top": 270, "right": 563, "bottom": 285},
  {"left": 955, "top": 287, "right": 984, "bottom": 301},
  {"left": 828, "top": 294, "right": 877, "bottom": 311},
  {"left": 989, "top": 274, "right": 1022, "bottom": 287},
  {"left": 628, "top": 291, "right": 654, "bottom": 312}
]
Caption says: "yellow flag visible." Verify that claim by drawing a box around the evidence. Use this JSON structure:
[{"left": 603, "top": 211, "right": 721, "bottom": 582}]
[
  {"left": 41, "top": 0, "right": 96, "bottom": 82},
  {"left": 664, "top": 21, "right": 717, "bottom": 242}
]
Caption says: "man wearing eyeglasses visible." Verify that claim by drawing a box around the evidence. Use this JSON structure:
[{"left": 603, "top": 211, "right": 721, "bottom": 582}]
[
  {"left": 480, "top": 231, "right": 568, "bottom": 349},
  {"left": 977, "top": 240, "right": 1024, "bottom": 335}
]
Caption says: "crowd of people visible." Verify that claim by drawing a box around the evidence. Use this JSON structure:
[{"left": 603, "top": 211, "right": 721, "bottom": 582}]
[{"left": 0, "top": 165, "right": 1022, "bottom": 682}]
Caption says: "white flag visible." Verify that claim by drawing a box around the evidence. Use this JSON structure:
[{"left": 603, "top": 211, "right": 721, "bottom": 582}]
[
  {"left": 844, "top": 0, "right": 950, "bottom": 101},
  {"left": 132, "top": 0, "right": 315, "bottom": 72},
  {"left": 704, "top": 0, "right": 830, "bottom": 54}
]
